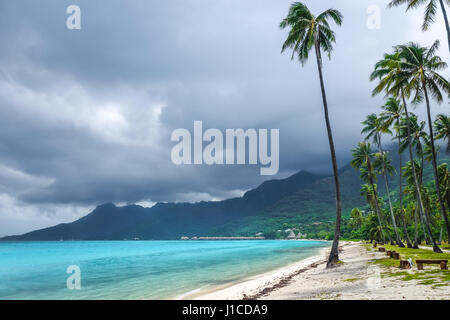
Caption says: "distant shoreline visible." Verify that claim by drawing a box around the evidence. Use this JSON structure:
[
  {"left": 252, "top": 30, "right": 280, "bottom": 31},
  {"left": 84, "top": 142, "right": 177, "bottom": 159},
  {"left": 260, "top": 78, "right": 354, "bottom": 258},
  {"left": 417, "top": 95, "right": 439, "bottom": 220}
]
[
  {"left": 0, "top": 238, "right": 332, "bottom": 242},
  {"left": 176, "top": 244, "right": 331, "bottom": 300}
]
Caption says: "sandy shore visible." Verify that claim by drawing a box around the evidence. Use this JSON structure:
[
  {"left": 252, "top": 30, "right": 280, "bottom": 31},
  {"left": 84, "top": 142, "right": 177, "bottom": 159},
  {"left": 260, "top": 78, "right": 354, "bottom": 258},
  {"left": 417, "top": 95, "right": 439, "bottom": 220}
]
[{"left": 189, "top": 242, "right": 449, "bottom": 300}]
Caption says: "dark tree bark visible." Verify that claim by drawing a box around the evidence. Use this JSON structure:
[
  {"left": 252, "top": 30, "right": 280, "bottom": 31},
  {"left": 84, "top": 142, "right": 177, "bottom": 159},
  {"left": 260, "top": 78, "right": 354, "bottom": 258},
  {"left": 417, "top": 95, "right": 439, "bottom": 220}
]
[
  {"left": 413, "top": 204, "right": 420, "bottom": 248},
  {"left": 314, "top": 37, "right": 342, "bottom": 268}
]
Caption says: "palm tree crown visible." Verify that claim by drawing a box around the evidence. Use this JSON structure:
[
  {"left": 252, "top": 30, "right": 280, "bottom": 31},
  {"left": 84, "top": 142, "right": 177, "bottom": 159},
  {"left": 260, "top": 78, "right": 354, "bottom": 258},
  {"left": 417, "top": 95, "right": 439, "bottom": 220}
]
[
  {"left": 280, "top": 2, "right": 343, "bottom": 64},
  {"left": 396, "top": 41, "right": 449, "bottom": 103},
  {"left": 389, "top": 0, "right": 448, "bottom": 31},
  {"left": 434, "top": 113, "right": 450, "bottom": 154}
]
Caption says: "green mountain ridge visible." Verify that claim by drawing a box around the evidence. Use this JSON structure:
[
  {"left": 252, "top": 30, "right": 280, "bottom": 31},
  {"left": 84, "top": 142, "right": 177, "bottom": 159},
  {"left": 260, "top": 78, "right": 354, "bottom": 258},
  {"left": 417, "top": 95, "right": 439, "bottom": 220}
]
[
  {"left": 1, "top": 168, "right": 358, "bottom": 240},
  {"left": 3, "top": 150, "right": 444, "bottom": 241}
]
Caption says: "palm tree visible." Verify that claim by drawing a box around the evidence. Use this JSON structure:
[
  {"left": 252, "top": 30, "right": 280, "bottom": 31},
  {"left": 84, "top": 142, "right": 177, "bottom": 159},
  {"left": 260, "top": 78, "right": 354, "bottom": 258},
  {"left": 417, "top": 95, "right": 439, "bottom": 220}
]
[
  {"left": 361, "top": 114, "right": 405, "bottom": 246},
  {"left": 370, "top": 48, "right": 443, "bottom": 252},
  {"left": 403, "top": 161, "right": 420, "bottom": 246},
  {"left": 434, "top": 114, "right": 450, "bottom": 154},
  {"left": 403, "top": 159, "right": 433, "bottom": 246},
  {"left": 280, "top": 2, "right": 343, "bottom": 267},
  {"left": 374, "top": 151, "right": 405, "bottom": 246},
  {"left": 388, "top": 0, "right": 450, "bottom": 52},
  {"left": 396, "top": 41, "right": 450, "bottom": 243},
  {"left": 350, "top": 208, "right": 364, "bottom": 229},
  {"left": 380, "top": 98, "right": 413, "bottom": 247},
  {"left": 438, "top": 163, "right": 450, "bottom": 212},
  {"left": 361, "top": 183, "right": 378, "bottom": 216},
  {"left": 352, "top": 142, "right": 387, "bottom": 243},
  {"left": 400, "top": 115, "right": 442, "bottom": 248}
]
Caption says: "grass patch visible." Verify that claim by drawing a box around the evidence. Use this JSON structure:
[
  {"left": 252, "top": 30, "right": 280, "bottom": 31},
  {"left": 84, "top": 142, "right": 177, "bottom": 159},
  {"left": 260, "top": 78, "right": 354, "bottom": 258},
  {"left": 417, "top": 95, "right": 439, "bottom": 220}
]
[
  {"left": 377, "top": 244, "right": 450, "bottom": 264},
  {"left": 364, "top": 243, "right": 450, "bottom": 288}
]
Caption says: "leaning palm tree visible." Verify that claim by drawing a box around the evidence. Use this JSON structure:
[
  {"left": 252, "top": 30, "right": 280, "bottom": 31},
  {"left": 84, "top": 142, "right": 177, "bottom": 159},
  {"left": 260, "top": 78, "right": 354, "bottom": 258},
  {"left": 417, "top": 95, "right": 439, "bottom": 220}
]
[
  {"left": 388, "top": 0, "right": 450, "bottom": 52},
  {"left": 370, "top": 48, "right": 443, "bottom": 252},
  {"left": 352, "top": 142, "right": 387, "bottom": 243},
  {"left": 280, "top": 2, "right": 343, "bottom": 267},
  {"left": 361, "top": 114, "right": 404, "bottom": 246},
  {"left": 434, "top": 113, "right": 450, "bottom": 154},
  {"left": 380, "top": 98, "right": 413, "bottom": 247},
  {"left": 397, "top": 41, "right": 450, "bottom": 243}
]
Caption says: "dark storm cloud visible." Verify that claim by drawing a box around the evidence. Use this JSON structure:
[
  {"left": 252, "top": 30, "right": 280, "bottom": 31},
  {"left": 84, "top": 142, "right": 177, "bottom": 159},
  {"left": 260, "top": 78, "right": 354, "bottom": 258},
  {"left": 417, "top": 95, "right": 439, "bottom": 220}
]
[{"left": 0, "top": 0, "right": 448, "bottom": 235}]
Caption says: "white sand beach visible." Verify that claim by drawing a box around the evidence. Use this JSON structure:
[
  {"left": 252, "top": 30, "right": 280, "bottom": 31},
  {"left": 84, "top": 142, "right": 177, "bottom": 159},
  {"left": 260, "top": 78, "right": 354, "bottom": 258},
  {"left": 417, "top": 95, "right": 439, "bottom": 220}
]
[{"left": 187, "top": 242, "right": 449, "bottom": 300}]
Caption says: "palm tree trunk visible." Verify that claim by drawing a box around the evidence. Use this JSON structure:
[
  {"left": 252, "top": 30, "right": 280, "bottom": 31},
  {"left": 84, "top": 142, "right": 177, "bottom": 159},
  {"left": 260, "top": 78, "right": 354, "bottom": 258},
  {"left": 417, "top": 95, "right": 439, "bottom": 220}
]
[
  {"left": 447, "top": 191, "right": 450, "bottom": 212},
  {"left": 420, "top": 207, "right": 432, "bottom": 244},
  {"left": 314, "top": 38, "right": 342, "bottom": 268},
  {"left": 422, "top": 81, "right": 450, "bottom": 244},
  {"left": 378, "top": 138, "right": 404, "bottom": 246},
  {"left": 398, "top": 135, "right": 413, "bottom": 247},
  {"left": 438, "top": 0, "right": 450, "bottom": 52},
  {"left": 420, "top": 147, "right": 437, "bottom": 246},
  {"left": 413, "top": 204, "right": 419, "bottom": 248},
  {"left": 401, "top": 91, "right": 441, "bottom": 252},
  {"left": 367, "top": 168, "right": 387, "bottom": 244}
]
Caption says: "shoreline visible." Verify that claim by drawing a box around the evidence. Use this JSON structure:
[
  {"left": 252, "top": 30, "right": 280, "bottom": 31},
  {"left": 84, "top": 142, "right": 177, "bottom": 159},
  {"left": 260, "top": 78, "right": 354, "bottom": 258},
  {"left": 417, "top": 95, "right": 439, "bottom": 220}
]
[
  {"left": 187, "top": 242, "right": 449, "bottom": 300},
  {"left": 179, "top": 244, "right": 331, "bottom": 300}
]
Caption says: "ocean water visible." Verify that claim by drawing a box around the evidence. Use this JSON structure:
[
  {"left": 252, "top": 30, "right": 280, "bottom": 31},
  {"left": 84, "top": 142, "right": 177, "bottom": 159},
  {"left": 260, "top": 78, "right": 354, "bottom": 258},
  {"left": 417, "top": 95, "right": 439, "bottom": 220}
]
[{"left": 0, "top": 240, "right": 329, "bottom": 300}]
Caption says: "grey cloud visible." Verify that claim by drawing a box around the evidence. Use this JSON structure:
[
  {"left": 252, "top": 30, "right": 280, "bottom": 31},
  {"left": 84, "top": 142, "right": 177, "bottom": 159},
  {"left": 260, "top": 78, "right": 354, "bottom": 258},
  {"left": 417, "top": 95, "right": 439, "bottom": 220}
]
[{"left": 0, "top": 0, "right": 448, "bottom": 236}]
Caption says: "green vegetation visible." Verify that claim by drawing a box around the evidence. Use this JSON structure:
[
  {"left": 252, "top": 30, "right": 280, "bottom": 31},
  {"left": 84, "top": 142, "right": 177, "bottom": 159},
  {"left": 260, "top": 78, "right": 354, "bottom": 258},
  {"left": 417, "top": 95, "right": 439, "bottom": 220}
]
[{"left": 365, "top": 244, "right": 450, "bottom": 288}]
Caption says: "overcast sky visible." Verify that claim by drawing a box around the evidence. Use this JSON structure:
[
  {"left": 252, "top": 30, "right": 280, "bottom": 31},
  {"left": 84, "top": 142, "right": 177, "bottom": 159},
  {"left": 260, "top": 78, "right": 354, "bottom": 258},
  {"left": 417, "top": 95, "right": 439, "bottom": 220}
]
[{"left": 0, "top": 0, "right": 448, "bottom": 236}]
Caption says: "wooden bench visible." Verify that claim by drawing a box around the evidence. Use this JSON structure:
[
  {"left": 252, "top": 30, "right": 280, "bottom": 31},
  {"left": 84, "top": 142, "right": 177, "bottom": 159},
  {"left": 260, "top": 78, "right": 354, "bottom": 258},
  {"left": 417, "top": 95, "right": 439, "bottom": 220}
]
[
  {"left": 416, "top": 259, "right": 448, "bottom": 270},
  {"left": 391, "top": 252, "right": 400, "bottom": 260},
  {"left": 378, "top": 247, "right": 385, "bottom": 252},
  {"left": 400, "top": 260, "right": 411, "bottom": 269}
]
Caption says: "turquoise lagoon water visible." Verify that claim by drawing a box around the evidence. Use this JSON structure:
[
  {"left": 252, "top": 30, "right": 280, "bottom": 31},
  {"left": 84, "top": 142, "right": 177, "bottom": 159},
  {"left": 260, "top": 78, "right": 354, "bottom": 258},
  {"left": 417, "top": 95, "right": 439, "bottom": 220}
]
[{"left": 0, "top": 240, "right": 329, "bottom": 300}]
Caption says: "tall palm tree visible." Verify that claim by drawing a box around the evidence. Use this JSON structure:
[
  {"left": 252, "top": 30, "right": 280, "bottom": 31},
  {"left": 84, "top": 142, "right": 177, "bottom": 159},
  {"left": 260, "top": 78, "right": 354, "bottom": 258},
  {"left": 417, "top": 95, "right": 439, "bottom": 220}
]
[
  {"left": 397, "top": 41, "right": 450, "bottom": 243},
  {"left": 280, "top": 2, "right": 343, "bottom": 267},
  {"left": 352, "top": 142, "right": 387, "bottom": 243},
  {"left": 388, "top": 0, "right": 450, "bottom": 52},
  {"left": 380, "top": 98, "right": 413, "bottom": 247},
  {"left": 370, "top": 48, "right": 443, "bottom": 252},
  {"left": 434, "top": 113, "right": 450, "bottom": 154},
  {"left": 400, "top": 115, "right": 442, "bottom": 248},
  {"left": 361, "top": 114, "right": 404, "bottom": 246}
]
